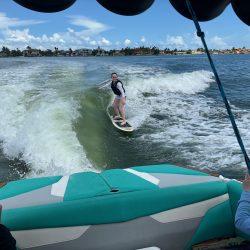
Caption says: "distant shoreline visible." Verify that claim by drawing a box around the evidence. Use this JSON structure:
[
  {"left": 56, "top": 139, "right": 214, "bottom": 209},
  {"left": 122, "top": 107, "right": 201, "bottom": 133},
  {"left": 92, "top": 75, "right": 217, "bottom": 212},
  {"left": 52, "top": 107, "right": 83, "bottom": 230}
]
[
  {"left": 1, "top": 53, "right": 250, "bottom": 58},
  {"left": 1, "top": 46, "right": 250, "bottom": 58}
]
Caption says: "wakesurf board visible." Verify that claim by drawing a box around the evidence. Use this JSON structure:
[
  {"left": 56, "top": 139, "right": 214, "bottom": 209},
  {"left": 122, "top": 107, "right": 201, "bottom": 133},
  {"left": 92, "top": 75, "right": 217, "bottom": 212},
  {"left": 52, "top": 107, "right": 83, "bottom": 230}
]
[{"left": 107, "top": 106, "right": 134, "bottom": 132}]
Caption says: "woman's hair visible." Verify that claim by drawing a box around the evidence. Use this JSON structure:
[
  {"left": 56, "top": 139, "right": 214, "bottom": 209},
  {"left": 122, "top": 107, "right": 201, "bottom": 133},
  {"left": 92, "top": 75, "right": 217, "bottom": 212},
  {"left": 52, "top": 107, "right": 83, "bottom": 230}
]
[{"left": 111, "top": 72, "right": 117, "bottom": 77}]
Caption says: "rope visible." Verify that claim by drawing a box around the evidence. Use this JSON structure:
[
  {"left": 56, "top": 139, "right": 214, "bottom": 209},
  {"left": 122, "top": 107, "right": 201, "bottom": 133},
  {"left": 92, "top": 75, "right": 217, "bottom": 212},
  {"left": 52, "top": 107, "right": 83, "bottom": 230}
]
[{"left": 185, "top": 0, "right": 250, "bottom": 172}]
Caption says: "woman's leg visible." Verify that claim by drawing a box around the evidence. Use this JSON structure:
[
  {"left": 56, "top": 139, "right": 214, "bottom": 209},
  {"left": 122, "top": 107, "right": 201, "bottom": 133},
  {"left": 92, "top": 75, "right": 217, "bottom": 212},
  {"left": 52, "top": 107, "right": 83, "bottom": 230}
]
[
  {"left": 118, "top": 97, "right": 126, "bottom": 125},
  {"left": 112, "top": 98, "right": 120, "bottom": 117}
]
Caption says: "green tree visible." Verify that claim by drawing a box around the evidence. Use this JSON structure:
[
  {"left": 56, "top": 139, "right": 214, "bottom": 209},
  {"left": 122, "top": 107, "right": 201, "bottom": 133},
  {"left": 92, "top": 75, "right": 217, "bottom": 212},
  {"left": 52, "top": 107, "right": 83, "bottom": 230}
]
[
  {"left": 151, "top": 46, "right": 160, "bottom": 55},
  {"left": 92, "top": 49, "right": 98, "bottom": 56},
  {"left": 1, "top": 46, "right": 11, "bottom": 56},
  {"left": 124, "top": 47, "right": 133, "bottom": 56}
]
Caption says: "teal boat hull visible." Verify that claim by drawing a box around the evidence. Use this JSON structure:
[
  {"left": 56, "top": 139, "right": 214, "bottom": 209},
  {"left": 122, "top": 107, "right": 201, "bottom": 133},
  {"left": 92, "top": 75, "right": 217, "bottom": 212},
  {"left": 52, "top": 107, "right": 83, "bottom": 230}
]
[{"left": 0, "top": 164, "right": 244, "bottom": 249}]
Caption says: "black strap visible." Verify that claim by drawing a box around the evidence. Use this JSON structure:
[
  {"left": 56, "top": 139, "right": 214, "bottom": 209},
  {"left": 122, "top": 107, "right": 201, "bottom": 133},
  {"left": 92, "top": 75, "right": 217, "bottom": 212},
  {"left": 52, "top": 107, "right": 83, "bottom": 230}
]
[{"left": 185, "top": 0, "right": 250, "bottom": 172}]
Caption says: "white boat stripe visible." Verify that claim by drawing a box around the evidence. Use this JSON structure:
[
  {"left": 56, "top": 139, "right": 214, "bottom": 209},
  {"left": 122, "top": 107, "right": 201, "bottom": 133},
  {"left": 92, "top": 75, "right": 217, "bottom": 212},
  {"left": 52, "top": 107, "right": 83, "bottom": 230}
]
[
  {"left": 51, "top": 176, "right": 69, "bottom": 197},
  {"left": 151, "top": 174, "right": 220, "bottom": 188},
  {"left": 12, "top": 226, "right": 90, "bottom": 249},
  {"left": 150, "top": 193, "right": 229, "bottom": 223},
  {"left": 124, "top": 169, "right": 160, "bottom": 185}
]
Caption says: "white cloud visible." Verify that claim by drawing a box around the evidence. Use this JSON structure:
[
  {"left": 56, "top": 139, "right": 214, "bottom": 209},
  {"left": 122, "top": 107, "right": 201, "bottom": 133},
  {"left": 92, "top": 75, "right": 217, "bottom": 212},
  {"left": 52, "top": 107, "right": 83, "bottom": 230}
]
[
  {"left": 50, "top": 33, "right": 65, "bottom": 43},
  {"left": 166, "top": 35, "right": 186, "bottom": 47},
  {"left": 1, "top": 25, "right": 231, "bottom": 50},
  {"left": 67, "top": 28, "right": 74, "bottom": 33},
  {"left": 83, "top": 37, "right": 90, "bottom": 42},
  {"left": 3, "top": 29, "right": 65, "bottom": 44},
  {"left": 187, "top": 32, "right": 230, "bottom": 49},
  {"left": 209, "top": 35, "right": 228, "bottom": 49},
  {"left": 1, "top": 27, "right": 114, "bottom": 50},
  {"left": 141, "top": 36, "right": 146, "bottom": 43},
  {"left": 90, "top": 41, "right": 97, "bottom": 46},
  {"left": 4, "top": 29, "right": 39, "bottom": 43},
  {"left": 98, "top": 37, "right": 111, "bottom": 46},
  {"left": 40, "top": 34, "right": 47, "bottom": 42},
  {"left": 68, "top": 15, "right": 110, "bottom": 36},
  {"left": 1, "top": 28, "right": 67, "bottom": 50},
  {"left": 124, "top": 39, "right": 131, "bottom": 46},
  {"left": 0, "top": 12, "right": 44, "bottom": 29},
  {"left": 0, "top": 14, "right": 114, "bottom": 50}
]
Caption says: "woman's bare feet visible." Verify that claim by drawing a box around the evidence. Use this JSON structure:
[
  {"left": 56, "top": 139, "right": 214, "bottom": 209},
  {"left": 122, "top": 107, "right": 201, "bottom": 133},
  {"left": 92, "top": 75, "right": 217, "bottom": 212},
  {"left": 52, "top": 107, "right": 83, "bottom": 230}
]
[{"left": 120, "top": 121, "right": 126, "bottom": 126}]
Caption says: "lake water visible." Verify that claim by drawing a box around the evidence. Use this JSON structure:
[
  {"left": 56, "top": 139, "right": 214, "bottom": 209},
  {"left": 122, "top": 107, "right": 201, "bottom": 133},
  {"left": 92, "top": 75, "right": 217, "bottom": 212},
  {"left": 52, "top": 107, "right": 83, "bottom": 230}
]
[{"left": 1, "top": 54, "right": 250, "bottom": 181}]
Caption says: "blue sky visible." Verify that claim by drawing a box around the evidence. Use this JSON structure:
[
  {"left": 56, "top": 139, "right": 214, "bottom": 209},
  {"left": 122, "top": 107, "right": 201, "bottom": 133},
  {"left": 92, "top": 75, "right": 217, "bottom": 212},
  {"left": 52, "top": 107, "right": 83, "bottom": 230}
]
[{"left": 0, "top": 0, "right": 250, "bottom": 50}]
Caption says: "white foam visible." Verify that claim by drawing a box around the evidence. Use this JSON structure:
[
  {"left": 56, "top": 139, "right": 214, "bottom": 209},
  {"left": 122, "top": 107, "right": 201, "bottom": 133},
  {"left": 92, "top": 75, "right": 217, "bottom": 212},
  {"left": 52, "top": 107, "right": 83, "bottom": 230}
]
[
  {"left": 138, "top": 91, "right": 250, "bottom": 172},
  {"left": 113, "top": 64, "right": 249, "bottom": 172},
  {"left": 0, "top": 61, "right": 94, "bottom": 177},
  {"left": 124, "top": 70, "right": 214, "bottom": 129},
  {"left": 126, "top": 70, "right": 214, "bottom": 96}
]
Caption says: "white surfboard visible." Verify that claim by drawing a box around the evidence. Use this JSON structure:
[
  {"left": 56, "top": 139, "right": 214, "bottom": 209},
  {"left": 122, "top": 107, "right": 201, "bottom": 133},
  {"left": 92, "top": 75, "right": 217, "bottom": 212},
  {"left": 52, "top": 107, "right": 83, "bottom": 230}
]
[{"left": 107, "top": 106, "right": 134, "bottom": 132}]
